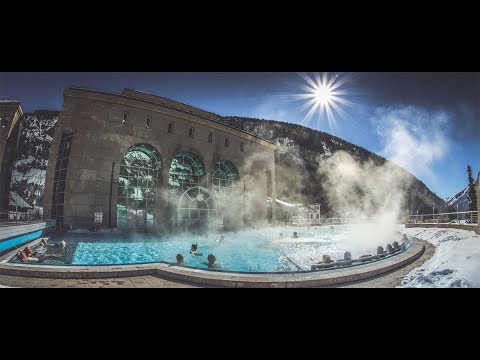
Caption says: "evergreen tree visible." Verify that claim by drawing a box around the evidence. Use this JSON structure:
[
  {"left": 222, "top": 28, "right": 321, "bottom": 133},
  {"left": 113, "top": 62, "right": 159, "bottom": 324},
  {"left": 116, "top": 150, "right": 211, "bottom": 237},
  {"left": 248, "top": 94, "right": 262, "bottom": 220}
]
[{"left": 466, "top": 165, "right": 477, "bottom": 211}]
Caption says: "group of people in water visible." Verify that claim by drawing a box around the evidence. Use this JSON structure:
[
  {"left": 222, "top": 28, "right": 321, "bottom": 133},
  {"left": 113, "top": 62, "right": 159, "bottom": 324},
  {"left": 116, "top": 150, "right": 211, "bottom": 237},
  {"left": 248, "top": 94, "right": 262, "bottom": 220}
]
[
  {"left": 311, "top": 234, "right": 409, "bottom": 270},
  {"left": 15, "top": 239, "right": 66, "bottom": 263},
  {"left": 175, "top": 236, "right": 226, "bottom": 269}
]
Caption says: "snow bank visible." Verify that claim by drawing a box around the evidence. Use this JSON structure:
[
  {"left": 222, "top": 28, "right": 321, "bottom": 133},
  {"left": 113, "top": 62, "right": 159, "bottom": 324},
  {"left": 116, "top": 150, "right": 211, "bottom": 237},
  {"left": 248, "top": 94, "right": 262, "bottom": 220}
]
[{"left": 400, "top": 227, "right": 480, "bottom": 288}]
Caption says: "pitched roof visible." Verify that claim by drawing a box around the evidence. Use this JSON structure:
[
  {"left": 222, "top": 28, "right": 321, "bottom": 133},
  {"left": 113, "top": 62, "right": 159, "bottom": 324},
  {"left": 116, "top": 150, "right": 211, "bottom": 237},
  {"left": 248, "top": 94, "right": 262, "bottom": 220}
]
[{"left": 9, "top": 192, "right": 33, "bottom": 209}]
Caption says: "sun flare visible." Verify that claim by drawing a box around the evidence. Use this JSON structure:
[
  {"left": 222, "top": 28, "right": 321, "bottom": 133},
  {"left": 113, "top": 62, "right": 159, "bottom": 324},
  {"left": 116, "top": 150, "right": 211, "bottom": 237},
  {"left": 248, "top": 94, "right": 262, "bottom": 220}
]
[{"left": 291, "top": 72, "right": 353, "bottom": 130}]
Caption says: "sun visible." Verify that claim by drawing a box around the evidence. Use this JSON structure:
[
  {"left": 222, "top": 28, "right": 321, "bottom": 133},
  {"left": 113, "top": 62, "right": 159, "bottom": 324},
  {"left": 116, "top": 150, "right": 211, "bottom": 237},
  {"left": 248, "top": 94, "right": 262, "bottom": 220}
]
[
  {"left": 314, "top": 84, "right": 333, "bottom": 106},
  {"left": 290, "top": 72, "right": 353, "bottom": 130}
]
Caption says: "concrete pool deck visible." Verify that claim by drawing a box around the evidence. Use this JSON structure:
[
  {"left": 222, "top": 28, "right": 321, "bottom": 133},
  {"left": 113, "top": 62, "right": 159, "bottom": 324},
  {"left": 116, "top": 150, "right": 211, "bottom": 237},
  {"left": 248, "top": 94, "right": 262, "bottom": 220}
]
[{"left": 0, "top": 237, "right": 426, "bottom": 288}]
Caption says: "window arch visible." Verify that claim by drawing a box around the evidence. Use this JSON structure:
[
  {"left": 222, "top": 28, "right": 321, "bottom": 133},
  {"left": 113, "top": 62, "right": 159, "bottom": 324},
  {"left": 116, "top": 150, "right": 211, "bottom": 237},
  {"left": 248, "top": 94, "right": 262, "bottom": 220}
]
[
  {"left": 177, "top": 186, "right": 217, "bottom": 231},
  {"left": 212, "top": 160, "right": 239, "bottom": 193},
  {"left": 117, "top": 144, "right": 162, "bottom": 231},
  {"left": 168, "top": 152, "right": 205, "bottom": 192}
]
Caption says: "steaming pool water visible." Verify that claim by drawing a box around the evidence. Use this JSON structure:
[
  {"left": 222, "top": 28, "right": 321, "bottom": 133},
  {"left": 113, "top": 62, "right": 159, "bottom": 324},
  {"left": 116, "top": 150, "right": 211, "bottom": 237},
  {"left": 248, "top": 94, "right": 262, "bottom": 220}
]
[{"left": 13, "top": 225, "right": 404, "bottom": 272}]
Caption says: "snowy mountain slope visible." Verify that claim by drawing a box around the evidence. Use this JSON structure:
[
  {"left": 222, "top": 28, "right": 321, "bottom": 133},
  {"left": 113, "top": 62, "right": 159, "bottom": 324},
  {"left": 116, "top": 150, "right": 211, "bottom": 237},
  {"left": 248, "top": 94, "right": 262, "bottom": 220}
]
[
  {"left": 9, "top": 111, "right": 58, "bottom": 213},
  {"left": 217, "top": 116, "right": 447, "bottom": 215},
  {"left": 447, "top": 178, "right": 478, "bottom": 212}
]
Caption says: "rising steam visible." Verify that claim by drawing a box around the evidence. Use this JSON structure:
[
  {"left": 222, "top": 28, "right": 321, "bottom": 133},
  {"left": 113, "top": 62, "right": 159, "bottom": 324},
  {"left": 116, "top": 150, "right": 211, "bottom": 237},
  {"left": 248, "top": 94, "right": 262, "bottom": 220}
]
[{"left": 373, "top": 105, "right": 451, "bottom": 182}]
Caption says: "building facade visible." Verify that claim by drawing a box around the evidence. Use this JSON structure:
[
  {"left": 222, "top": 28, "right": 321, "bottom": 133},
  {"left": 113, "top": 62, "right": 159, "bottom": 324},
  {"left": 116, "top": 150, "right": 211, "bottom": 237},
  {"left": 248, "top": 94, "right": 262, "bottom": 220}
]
[
  {"left": 0, "top": 101, "right": 24, "bottom": 217},
  {"left": 43, "top": 88, "right": 277, "bottom": 232}
]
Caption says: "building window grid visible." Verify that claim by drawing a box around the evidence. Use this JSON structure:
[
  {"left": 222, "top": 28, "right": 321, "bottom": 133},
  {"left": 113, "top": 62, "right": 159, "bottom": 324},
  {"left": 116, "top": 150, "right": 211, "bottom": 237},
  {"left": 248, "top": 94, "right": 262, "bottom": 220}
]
[
  {"left": 51, "top": 133, "right": 74, "bottom": 224},
  {"left": 117, "top": 145, "right": 162, "bottom": 231}
]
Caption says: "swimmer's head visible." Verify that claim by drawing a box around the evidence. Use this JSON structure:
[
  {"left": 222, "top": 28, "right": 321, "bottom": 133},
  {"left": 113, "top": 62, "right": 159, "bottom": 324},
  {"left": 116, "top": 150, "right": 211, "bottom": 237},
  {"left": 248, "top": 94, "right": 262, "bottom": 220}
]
[
  {"left": 176, "top": 253, "right": 184, "bottom": 264},
  {"left": 207, "top": 254, "right": 216, "bottom": 265}
]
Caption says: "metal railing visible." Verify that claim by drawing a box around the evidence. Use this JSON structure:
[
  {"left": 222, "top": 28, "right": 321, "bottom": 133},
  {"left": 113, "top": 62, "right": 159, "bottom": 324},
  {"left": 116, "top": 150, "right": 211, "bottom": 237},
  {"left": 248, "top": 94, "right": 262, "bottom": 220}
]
[
  {"left": 287, "top": 217, "right": 378, "bottom": 226},
  {"left": 0, "top": 211, "right": 46, "bottom": 226},
  {"left": 406, "top": 211, "right": 478, "bottom": 225}
]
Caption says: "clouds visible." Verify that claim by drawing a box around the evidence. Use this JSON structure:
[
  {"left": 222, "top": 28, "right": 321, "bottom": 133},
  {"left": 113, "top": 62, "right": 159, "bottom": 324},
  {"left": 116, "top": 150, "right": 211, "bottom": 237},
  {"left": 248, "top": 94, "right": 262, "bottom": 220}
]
[{"left": 372, "top": 105, "right": 451, "bottom": 181}]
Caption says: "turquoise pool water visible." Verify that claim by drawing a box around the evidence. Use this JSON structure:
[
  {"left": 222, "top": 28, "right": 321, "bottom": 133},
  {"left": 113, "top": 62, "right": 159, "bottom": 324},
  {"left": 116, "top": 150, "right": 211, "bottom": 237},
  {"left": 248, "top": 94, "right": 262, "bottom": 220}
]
[{"left": 68, "top": 226, "right": 389, "bottom": 272}]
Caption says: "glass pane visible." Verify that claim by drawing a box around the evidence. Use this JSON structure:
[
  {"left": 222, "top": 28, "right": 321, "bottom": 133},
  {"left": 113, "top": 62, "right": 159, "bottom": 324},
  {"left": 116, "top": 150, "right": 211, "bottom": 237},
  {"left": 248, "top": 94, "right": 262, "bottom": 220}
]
[
  {"left": 118, "top": 176, "right": 129, "bottom": 187},
  {"left": 146, "top": 210, "right": 154, "bottom": 221}
]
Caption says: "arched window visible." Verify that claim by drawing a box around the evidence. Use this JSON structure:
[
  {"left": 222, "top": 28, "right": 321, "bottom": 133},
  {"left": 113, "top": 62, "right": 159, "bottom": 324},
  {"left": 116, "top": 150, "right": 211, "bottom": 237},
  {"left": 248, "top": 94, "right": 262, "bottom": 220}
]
[
  {"left": 168, "top": 152, "right": 205, "bottom": 192},
  {"left": 177, "top": 186, "right": 217, "bottom": 231},
  {"left": 117, "top": 144, "right": 162, "bottom": 231},
  {"left": 211, "top": 160, "right": 239, "bottom": 193}
]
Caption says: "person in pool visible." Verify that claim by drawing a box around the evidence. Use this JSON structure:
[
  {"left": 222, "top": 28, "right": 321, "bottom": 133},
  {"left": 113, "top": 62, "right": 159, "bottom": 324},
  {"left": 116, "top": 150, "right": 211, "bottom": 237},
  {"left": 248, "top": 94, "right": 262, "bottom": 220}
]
[
  {"left": 23, "top": 246, "right": 41, "bottom": 257},
  {"left": 176, "top": 253, "right": 184, "bottom": 265},
  {"left": 202, "top": 254, "right": 221, "bottom": 269},
  {"left": 291, "top": 232, "right": 299, "bottom": 239},
  {"left": 190, "top": 243, "right": 203, "bottom": 256},
  {"left": 279, "top": 233, "right": 284, "bottom": 240},
  {"left": 41, "top": 239, "right": 66, "bottom": 248},
  {"left": 215, "top": 235, "right": 225, "bottom": 243},
  {"left": 16, "top": 250, "right": 61, "bottom": 263},
  {"left": 16, "top": 250, "right": 39, "bottom": 262}
]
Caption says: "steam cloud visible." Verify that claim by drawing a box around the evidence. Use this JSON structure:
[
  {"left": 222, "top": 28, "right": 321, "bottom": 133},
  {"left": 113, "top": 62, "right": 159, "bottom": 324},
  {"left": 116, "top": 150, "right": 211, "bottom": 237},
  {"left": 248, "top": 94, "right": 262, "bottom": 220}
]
[
  {"left": 314, "top": 105, "right": 452, "bottom": 249},
  {"left": 317, "top": 151, "right": 412, "bottom": 249},
  {"left": 373, "top": 105, "right": 451, "bottom": 181}
]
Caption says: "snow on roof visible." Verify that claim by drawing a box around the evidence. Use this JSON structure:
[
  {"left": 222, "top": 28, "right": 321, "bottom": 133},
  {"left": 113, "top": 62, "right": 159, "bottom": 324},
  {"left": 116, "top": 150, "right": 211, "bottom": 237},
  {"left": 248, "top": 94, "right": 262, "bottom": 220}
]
[
  {"left": 0, "top": 100, "right": 20, "bottom": 103},
  {"left": 9, "top": 192, "right": 33, "bottom": 209},
  {"left": 276, "top": 199, "right": 302, "bottom": 208},
  {"left": 298, "top": 204, "right": 317, "bottom": 212}
]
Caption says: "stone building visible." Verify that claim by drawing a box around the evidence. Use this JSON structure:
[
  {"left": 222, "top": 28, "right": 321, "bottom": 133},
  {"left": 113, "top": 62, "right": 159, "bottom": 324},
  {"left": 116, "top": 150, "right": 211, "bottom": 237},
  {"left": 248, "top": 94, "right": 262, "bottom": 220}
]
[
  {"left": 43, "top": 88, "right": 277, "bottom": 232},
  {"left": 0, "top": 101, "right": 24, "bottom": 217}
]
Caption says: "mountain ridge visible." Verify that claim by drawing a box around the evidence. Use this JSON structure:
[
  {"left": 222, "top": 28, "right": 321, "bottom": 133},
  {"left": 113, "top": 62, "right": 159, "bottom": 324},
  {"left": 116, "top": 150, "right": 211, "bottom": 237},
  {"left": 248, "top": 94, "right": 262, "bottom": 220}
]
[{"left": 217, "top": 115, "right": 447, "bottom": 216}]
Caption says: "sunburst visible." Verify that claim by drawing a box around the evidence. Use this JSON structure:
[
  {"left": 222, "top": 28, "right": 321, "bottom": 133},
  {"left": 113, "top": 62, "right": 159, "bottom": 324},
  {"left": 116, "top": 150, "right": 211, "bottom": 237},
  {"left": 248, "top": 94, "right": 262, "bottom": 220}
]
[{"left": 291, "top": 72, "right": 353, "bottom": 130}]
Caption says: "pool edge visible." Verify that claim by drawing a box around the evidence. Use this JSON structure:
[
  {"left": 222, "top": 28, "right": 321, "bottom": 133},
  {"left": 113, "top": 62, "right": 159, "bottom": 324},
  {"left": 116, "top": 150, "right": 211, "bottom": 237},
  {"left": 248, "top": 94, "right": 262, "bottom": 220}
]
[{"left": 0, "top": 237, "right": 425, "bottom": 287}]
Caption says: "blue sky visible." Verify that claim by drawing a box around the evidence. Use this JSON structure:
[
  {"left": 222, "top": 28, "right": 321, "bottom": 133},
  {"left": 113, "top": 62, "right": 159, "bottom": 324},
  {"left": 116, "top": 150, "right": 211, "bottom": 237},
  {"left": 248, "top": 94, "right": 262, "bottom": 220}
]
[{"left": 1, "top": 72, "right": 479, "bottom": 199}]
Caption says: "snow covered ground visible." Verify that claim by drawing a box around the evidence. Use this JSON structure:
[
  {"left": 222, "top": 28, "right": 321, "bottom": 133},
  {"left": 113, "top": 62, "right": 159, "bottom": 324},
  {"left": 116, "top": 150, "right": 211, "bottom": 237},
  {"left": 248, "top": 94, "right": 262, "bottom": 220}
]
[{"left": 400, "top": 227, "right": 480, "bottom": 288}]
